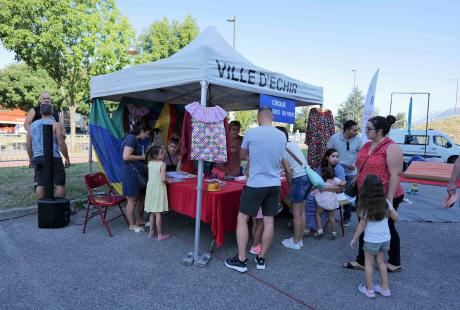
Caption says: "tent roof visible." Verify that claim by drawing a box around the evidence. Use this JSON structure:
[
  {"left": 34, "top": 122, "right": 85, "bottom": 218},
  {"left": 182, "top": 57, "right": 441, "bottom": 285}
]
[{"left": 90, "top": 27, "right": 323, "bottom": 110}]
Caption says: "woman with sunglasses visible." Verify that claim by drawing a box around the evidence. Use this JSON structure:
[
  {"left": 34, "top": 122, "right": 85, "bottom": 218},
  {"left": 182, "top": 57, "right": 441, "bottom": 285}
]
[{"left": 343, "top": 115, "right": 404, "bottom": 273}]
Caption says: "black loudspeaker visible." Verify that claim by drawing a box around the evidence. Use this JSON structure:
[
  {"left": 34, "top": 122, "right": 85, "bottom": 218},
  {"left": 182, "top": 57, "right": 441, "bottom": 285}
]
[{"left": 38, "top": 198, "right": 70, "bottom": 228}]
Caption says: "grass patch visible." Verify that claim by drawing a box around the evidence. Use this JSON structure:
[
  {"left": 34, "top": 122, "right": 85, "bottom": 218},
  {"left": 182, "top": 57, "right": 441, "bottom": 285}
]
[{"left": 0, "top": 163, "right": 100, "bottom": 210}]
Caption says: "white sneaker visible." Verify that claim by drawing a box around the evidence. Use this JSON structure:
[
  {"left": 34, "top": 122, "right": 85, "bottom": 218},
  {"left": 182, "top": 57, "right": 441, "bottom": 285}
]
[{"left": 282, "top": 237, "right": 302, "bottom": 250}]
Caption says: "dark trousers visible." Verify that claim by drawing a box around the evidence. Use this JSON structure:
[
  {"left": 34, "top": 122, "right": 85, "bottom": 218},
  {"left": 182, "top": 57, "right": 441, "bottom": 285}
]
[
  {"left": 355, "top": 195, "right": 404, "bottom": 266},
  {"left": 343, "top": 175, "right": 356, "bottom": 221}
]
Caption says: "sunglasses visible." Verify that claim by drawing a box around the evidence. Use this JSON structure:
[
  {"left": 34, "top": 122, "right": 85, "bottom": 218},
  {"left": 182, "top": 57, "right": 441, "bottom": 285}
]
[{"left": 346, "top": 141, "right": 350, "bottom": 151}]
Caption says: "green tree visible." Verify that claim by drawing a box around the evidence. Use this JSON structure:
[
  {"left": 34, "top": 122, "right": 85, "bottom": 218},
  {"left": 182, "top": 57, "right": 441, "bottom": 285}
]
[
  {"left": 0, "top": 63, "right": 63, "bottom": 111},
  {"left": 138, "top": 15, "right": 199, "bottom": 63},
  {"left": 393, "top": 112, "right": 407, "bottom": 128},
  {"left": 335, "top": 87, "right": 365, "bottom": 130},
  {"left": 234, "top": 110, "right": 258, "bottom": 133},
  {"left": 293, "top": 106, "right": 311, "bottom": 133},
  {"left": 0, "top": 0, "right": 135, "bottom": 136}
]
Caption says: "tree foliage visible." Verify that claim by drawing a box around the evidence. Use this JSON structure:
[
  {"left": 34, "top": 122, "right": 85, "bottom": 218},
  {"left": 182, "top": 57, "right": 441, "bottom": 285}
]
[
  {"left": 293, "top": 106, "right": 310, "bottom": 133},
  {"left": 0, "top": 63, "right": 63, "bottom": 111},
  {"left": 393, "top": 112, "right": 407, "bottom": 128},
  {"left": 138, "top": 15, "right": 199, "bottom": 63},
  {"left": 234, "top": 110, "right": 258, "bottom": 133},
  {"left": 0, "top": 0, "right": 135, "bottom": 135},
  {"left": 335, "top": 87, "right": 365, "bottom": 130}
]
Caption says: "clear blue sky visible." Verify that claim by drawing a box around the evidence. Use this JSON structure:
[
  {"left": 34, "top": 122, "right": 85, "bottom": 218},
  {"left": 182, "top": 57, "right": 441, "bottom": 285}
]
[{"left": 1, "top": 0, "right": 459, "bottom": 120}]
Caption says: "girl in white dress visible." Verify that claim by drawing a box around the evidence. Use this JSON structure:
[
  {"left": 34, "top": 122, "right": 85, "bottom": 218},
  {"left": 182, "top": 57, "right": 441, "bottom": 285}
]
[{"left": 144, "top": 145, "right": 170, "bottom": 241}]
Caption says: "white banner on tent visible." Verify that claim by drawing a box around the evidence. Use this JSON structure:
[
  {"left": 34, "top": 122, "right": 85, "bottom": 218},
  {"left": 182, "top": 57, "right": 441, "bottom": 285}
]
[{"left": 360, "top": 69, "right": 380, "bottom": 141}]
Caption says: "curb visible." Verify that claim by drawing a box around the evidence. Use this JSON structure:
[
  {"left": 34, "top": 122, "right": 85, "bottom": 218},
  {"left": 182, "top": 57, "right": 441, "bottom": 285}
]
[{"left": 0, "top": 199, "right": 82, "bottom": 221}]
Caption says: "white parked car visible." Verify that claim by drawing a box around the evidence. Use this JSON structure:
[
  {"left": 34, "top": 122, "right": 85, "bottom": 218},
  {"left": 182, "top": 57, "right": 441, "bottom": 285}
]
[{"left": 388, "top": 129, "right": 460, "bottom": 164}]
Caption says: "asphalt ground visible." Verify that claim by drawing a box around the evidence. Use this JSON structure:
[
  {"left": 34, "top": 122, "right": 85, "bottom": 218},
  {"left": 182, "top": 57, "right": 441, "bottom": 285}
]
[{"left": 1, "top": 188, "right": 459, "bottom": 310}]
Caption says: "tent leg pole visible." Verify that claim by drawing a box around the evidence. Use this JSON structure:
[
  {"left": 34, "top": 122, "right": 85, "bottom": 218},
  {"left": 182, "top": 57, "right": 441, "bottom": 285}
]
[
  {"left": 183, "top": 80, "right": 211, "bottom": 267},
  {"left": 88, "top": 135, "right": 93, "bottom": 174},
  {"left": 88, "top": 102, "right": 93, "bottom": 174}
]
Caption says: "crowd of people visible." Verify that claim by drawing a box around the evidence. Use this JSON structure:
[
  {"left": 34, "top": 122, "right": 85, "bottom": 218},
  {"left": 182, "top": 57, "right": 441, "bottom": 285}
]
[
  {"left": 28, "top": 91, "right": 438, "bottom": 298},
  {"left": 223, "top": 108, "right": 404, "bottom": 299}
]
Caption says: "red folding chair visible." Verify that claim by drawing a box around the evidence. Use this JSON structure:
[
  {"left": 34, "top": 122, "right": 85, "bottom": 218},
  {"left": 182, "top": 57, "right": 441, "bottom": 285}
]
[{"left": 82, "top": 172, "right": 128, "bottom": 237}]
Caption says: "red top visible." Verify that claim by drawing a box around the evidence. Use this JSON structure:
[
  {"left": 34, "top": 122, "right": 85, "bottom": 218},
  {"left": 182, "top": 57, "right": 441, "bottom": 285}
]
[
  {"left": 215, "top": 136, "right": 243, "bottom": 176},
  {"left": 356, "top": 137, "right": 404, "bottom": 198}
]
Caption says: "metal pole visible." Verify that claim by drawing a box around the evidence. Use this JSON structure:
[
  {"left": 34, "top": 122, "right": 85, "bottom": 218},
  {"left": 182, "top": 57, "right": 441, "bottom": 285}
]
[
  {"left": 192, "top": 80, "right": 209, "bottom": 266},
  {"left": 352, "top": 69, "right": 356, "bottom": 121},
  {"left": 425, "top": 93, "right": 430, "bottom": 157},
  {"left": 88, "top": 102, "right": 93, "bottom": 174},
  {"left": 455, "top": 79, "right": 458, "bottom": 115},
  {"left": 233, "top": 16, "right": 236, "bottom": 49},
  {"left": 389, "top": 92, "right": 394, "bottom": 115},
  {"left": 88, "top": 135, "right": 93, "bottom": 173}
]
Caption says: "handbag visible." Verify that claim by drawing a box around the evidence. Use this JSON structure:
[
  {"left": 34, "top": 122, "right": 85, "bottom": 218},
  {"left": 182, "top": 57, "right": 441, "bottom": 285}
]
[
  {"left": 344, "top": 174, "right": 358, "bottom": 197},
  {"left": 285, "top": 147, "right": 325, "bottom": 189}
]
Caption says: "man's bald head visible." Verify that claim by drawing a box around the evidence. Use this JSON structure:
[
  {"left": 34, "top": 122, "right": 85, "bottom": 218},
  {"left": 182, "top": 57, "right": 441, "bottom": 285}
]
[
  {"left": 257, "top": 107, "right": 273, "bottom": 125},
  {"left": 39, "top": 92, "right": 51, "bottom": 105}
]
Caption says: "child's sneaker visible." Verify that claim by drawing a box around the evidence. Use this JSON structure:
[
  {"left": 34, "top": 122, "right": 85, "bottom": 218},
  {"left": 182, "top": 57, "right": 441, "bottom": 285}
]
[
  {"left": 331, "top": 231, "right": 337, "bottom": 239},
  {"left": 374, "top": 284, "right": 392, "bottom": 297},
  {"left": 358, "top": 283, "right": 376, "bottom": 298},
  {"left": 314, "top": 229, "right": 324, "bottom": 238},
  {"left": 281, "top": 237, "right": 303, "bottom": 250},
  {"left": 249, "top": 244, "right": 262, "bottom": 255},
  {"left": 255, "top": 256, "right": 266, "bottom": 270},
  {"left": 224, "top": 255, "right": 248, "bottom": 273}
]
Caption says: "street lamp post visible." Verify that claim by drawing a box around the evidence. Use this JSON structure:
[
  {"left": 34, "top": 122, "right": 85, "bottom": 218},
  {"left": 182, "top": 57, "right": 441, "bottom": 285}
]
[
  {"left": 351, "top": 69, "right": 357, "bottom": 120},
  {"left": 227, "top": 16, "right": 236, "bottom": 49},
  {"left": 452, "top": 79, "right": 459, "bottom": 115}
]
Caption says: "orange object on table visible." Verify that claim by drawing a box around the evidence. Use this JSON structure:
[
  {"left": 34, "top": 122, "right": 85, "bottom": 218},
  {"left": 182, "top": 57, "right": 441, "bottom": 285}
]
[{"left": 167, "top": 178, "right": 289, "bottom": 247}]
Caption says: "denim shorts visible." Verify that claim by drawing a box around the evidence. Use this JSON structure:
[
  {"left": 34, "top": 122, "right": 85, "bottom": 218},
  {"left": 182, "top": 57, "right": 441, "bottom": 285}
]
[
  {"left": 291, "top": 175, "right": 311, "bottom": 203},
  {"left": 363, "top": 241, "right": 390, "bottom": 255}
]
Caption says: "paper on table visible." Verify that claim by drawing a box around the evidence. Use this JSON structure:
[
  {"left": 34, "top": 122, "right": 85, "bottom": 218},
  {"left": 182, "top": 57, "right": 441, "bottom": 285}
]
[{"left": 167, "top": 171, "right": 191, "bottom": 179}]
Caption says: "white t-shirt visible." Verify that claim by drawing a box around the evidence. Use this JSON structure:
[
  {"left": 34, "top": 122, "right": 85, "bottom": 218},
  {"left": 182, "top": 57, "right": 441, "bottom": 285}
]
[
  {"left": 242, "top": 125, "right": 286, "bottom": 188},
  {"left": 283, "top": 141, "right": 308, "bottom": 179},
  {"left": 364, "top": 215, "right": 390, "bottom": 243}
]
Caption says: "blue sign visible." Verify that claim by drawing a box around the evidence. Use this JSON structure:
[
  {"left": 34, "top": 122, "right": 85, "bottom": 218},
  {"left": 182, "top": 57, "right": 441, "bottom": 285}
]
[{"left": 259, "top": 94, "right": 296, "bottom": 124}]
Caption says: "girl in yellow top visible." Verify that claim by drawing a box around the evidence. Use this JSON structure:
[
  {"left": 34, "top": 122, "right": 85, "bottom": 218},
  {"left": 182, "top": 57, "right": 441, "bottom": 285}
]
[{"left": 144, "top": 145, "right": 170, "bottom": 241}]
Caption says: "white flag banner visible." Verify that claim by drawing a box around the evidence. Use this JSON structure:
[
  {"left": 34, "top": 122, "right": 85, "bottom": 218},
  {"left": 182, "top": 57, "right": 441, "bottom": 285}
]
[{"left": 361, "top": 69, "right": 380, "bottom": 141}]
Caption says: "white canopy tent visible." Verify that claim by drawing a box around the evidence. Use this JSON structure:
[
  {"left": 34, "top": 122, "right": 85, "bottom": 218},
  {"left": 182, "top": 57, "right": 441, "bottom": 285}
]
[
  {"left": 90, "top": 26, "right": 323, "bottom": 266},
  {"left": 90, "top": 26, "right": 323, "bottom": 109}
]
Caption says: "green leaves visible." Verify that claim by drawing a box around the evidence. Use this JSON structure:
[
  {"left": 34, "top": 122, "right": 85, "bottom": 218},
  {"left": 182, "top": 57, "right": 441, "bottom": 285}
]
[
  {"left": 0, "top": 63, "right": 62, "bottom": 111},
  {"left": 335, "top": 87, "right": 365, "bottom": 129},
  {"left": 138, "top": 15, "right": 199, "bottom": 63},
  {"left": 0, "top": 0, "right": 134, "bottom": 114}
]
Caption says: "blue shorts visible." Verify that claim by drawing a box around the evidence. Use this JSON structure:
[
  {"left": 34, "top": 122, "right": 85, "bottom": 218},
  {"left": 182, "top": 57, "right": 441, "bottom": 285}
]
[
  {"left": 291, "top": 175, "right": 311, "bottom": 203},
  {"left": 363, "top": 241, "right": 390, "bottom": 255}
]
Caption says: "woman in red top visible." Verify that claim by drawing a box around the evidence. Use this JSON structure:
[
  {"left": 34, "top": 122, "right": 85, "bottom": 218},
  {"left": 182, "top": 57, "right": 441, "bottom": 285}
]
[
  {"left": 214, "top": 121, "right": 243, "bottom": 176},
  {"left": 344, "top": 115, "right": 404, "bottom": 273}
]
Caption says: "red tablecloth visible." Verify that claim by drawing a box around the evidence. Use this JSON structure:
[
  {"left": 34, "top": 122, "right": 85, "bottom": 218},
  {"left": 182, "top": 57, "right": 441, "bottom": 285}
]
[{"left": 167, "top": 178, "right": 289, "bottom": 247}]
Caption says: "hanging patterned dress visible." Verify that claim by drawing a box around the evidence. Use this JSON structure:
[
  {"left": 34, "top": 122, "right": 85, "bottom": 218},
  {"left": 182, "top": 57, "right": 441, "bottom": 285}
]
[
  {"left": 305, "top": 108, "right": 335, "bottom": 170},
  {"left": 180, "top": 102, "right": 230, "bottom": 164}
]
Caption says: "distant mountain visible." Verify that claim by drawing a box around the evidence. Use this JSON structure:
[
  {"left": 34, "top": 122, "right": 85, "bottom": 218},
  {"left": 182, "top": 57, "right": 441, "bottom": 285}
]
[
  {"left": 414, "top": 107, "right": 460, "bottom": 124},
  {"left": 413, "top": 115, "right": 460, "bottom": 144}
]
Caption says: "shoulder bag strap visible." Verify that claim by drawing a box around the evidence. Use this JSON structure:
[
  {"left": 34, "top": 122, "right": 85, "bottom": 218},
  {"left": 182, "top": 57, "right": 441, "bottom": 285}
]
[{"left": 285, "top": 147, "right": 305, "bottom": 167}]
